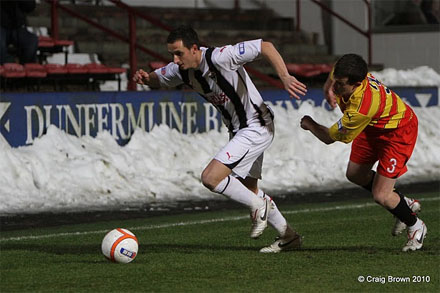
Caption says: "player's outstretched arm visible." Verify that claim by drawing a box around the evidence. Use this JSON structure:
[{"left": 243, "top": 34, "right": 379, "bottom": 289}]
[
  {"left": 300, "top": 115, "right": 335, "bottom": 145},
  {"left": 261, "top": 41, "right": 307, "bottom": 100},
  {"left": 133, "top": 69, "right": 161, "bottom": 88}
]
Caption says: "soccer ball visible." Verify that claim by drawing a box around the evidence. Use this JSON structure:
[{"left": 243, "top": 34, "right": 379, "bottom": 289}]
[{"left": 101, "top": 228, "right": 138, "bottom": 263}]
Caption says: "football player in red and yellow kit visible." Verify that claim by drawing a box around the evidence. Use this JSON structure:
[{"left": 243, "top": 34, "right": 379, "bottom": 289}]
[{"left": 300, "top": 54, "right": 427, "bottom": 252}]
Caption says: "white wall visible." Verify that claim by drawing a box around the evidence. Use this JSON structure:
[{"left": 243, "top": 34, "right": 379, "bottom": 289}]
[
  {"left": 372, "top": 32, "right": 440, "bottom": 71},
  {"left": 331, "top": 0, "right": 440, "bottom": 71}
]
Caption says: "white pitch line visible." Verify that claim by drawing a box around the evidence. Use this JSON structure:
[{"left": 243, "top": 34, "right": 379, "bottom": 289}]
[{"left": 1, "top": 197, "right": 438, "bottom": 242}]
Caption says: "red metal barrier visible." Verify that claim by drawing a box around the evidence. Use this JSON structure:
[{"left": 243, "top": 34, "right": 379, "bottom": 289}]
[
  {"left": 48, "top": 0, "right": 169, "bottom": 90},
  {"left": 47, "top": 0, "right": 285, "bottom": 91}
]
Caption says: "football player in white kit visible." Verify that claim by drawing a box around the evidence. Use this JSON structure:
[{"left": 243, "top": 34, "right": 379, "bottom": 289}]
[{"left": 134, "top": 25, "right": 307, "bottom": 253}]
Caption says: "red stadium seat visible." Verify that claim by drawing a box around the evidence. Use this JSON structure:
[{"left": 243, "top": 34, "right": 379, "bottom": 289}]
[
  {"left": 38, "top": 36, "right": 55, "bottom": 48},
  {"left": 83, "top": 64, "right": 126, "bottom": 91},
  {"left": 2, "top": 63, "right": 26, "bottom": 78},
  {"left": 65, "top": 63, "right": 88, "bottom": 74},
  {"left": 45, "top": 64, "right": 68, "bottom": 74},
  {"left": 85, "top": 63, "right": 109, "bottom": 74},
  {"left": 106, "top": 67, "right": 126, "bottom": 74},
  {"left": 54, "top": 39, "right": 74, "bottom": 47},
  {"left": 24, "top": 63, "right": 47, "bottom": 78},
  {"left": 0, "top": 65, "right": 4, "bottom": 77},
  {"left": 38, "top": 36, "right": 73, "bottom": 49},
  {"left": 38, "top": 36, "right": 74, "bottom": 64},
  {"left": 317, "top": 63, "right": 333, "bottom": 73},
  {"left": 286, "top": 63, "right": 326, "bottom": 78}
]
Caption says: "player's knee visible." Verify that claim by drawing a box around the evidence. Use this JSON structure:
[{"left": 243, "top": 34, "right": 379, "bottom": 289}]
[
  {"left": 346, "top": 170, "right": 369, "bottom": 186},
  {"left": 201, "top": 170, "right": 217, "bottom": 191},
  {"left": 345, "top": 171, "right": 358, "bottom": 185},
  {"left": 372, "top": 190, "right": 388, "bottom": 206}
]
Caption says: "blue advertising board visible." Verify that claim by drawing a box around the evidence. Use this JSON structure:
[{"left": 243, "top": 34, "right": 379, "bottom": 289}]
[{"left": 0, "top": 87, "right": 438, "bottom": 147}]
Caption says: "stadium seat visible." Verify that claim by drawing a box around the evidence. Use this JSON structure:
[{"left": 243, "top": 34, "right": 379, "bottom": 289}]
[
  {"left": 85, "top": 63, "right": 109, "bottom": 74},
  {"left": 2, "top": 63, "right": 26, "bottom": 78},
  {"left": 106, "top": 67, "right": 126, "bottom": 74},
  {"left": 85, "top": 64, "right": 126, "bottom": 91},
  {"left": 65, "top": 63, "right": 88, "bottom": 74},
  {"left": 24, "top": 63, "right": 47, "bottom": 78},
  {"left": 1, "top": 63, "right": 26, "bottom": 91},
  {"left": 38, "top": 36, "right": 73, "bottom": 64},
  {"left": 24, "top": 63, "right": 47, "bottom": 91},
  {"left": 38, "top": 36, "right": 55, "bottom": 48},
  {"left": 54, "top": 39, "right": 74, "bottom": 47},
  {"left": 45, "top": 64, "right": 68, "bottom": 74},
  {"left": 286, "top": 63, "right": 330, "bottom": 78}
]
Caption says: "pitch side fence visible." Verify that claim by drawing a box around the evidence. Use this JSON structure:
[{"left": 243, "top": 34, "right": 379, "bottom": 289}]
[{"left": 1, "top": 87, "right": 438, "bottom": 147}]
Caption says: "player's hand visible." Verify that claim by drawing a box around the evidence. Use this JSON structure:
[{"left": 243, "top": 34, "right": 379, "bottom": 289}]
[
  {"left": 133, "top": 69, "right": 150, "bottom": 85},
  {"left": 300, "top": 115, "right": 315, "bottom": 130},
  {"left": 281, "top": 75, "right": 307, "bottom": 100},
  {"left": 325, "top": 81, "right": 337, "bottom": 109}
]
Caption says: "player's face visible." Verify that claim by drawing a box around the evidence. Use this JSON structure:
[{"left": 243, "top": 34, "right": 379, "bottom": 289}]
[
  {"left": 332, "top": 77, "right": 359, "bottom": 99},
  {"left": 167, "top": 40, "right": 199, "bottom": 70}
]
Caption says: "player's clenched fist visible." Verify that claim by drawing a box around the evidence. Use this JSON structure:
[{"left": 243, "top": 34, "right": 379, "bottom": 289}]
[
  {"left": 300, "top": 115, "right": 314, "bottom": 130},
  {"left": 133, "top": 69, "right": 150, "bottom": 85}
]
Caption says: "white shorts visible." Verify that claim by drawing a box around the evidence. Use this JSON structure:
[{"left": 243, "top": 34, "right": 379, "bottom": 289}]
[{"left": 214, "top": 123, "right": 274, "bottom": 179}]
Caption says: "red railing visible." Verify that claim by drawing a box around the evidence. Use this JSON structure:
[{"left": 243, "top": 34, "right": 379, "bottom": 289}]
[
  {"left": 48, "top": 0, "right": 171, "bottom": 90},
  {"left": 296, "top": 0, "right": 372, "bottom": 65},
  {"left": 47, "top": 0, "right": 284, "bottom": 91}
]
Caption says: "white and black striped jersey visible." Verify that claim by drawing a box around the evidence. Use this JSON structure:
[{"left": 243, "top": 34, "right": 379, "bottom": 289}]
[{"left": 154, "top": 39, "right": 273, "bottom": 132}]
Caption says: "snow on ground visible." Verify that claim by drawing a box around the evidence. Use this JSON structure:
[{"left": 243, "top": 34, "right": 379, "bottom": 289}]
[{"left": 0, "top": 67, "right": 439, "bottom": 214}]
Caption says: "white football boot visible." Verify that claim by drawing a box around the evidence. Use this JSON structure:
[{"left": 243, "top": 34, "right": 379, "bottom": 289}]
[
  {"left": 250, "top": 198, "right": 270, "bottom": 239},
  {"left": 260, "top": 229, "right": 302, "bottom": 253},
  {"left": 402, "top": 221, "right": 427, "bottom": 252},
  {"left": 392, "top": 197, "right": 421, "bottom": 236}
]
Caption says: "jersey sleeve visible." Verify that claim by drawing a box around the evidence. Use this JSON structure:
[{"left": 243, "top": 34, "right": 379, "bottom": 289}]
[
  {"left": 328, "top": 110, "right": 371, "bottom": 143},
  {"left": 154, "top": 62, "right": 184, "bottom": 88},
  {"left": 214, "top": 39, "right": 262, "bottom": 71}
]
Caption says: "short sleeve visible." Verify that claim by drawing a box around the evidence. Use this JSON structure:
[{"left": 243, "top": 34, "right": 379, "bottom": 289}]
[
  {"left": 214, "top": 39, "right": 262, "bottom": 71},
  {"left": 328, "top": 111, "right": 371, "bottom": 143},
  {"left": 154, "top": 62, "right": 184, "bottom": 88}
]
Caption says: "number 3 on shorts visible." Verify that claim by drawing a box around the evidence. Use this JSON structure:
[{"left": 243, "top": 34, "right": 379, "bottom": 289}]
[{"left": 387, "top": 158, "right": 397, "bottom": 173}]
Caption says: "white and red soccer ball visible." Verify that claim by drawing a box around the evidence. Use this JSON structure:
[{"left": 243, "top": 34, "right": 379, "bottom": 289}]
[{"left": 101, "top": 228, "right": 138, "bottom": 263}]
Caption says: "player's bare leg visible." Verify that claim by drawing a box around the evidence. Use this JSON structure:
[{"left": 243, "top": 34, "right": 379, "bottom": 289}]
[
  {"left": 201, "top": 159, "right": 269, "bottom": 238},
  {"left": 201, "top": 159, "right": 233, "bottom": 191},
  {"left": 372, "top": 175, "right": 427, "bottom": 251},
  {"left": 371, "top": 174, "right": 400, "bottom": 208},
  {"left": 347, "top": 161, "right": 422, "bottom": 236},
  {"left": 345, "top": 161, "right": 375, "bottom": 187},
  {"left": 346, "top": 161, "right": 426, "bottom": 251}
]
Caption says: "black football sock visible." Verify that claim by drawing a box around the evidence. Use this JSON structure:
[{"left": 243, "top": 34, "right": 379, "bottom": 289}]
[
  {"left": 388, "top": 196, "right": 417, "bottom": 226},
  {"left": 393, "top": 188, "right": 405, "bottom": 199},
  {"left": 361, "top": 170, "right": 376, "bottom": 192}
]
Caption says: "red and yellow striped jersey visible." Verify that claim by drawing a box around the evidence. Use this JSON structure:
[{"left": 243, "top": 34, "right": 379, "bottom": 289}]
[{"left": 329, "top": 73, "right": 414, "bottom": 143}]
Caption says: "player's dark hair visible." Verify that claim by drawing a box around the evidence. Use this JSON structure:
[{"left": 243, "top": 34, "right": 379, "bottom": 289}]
[
  {"left": 333, "top": 54, "right": 368, "bottom": 85},
  {"left": 167, "top": 25, "right": 200, "bottom": 49}
]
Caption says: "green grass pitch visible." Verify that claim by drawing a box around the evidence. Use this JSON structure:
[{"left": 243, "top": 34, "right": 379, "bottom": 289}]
[{"left": 1, "top": 191, "right": 439, "bottom": 292}]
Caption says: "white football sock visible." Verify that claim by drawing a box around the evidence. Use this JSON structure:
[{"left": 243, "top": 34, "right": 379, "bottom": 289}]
[
  {"left": 257, "top": 189, "right": 287, "bottom": 236},
  {"left": 213, "top": 175, "right": 263, "bottom": 211},
  {"left": 408, "top": 218, "right": 423, "bottom": 232}
]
